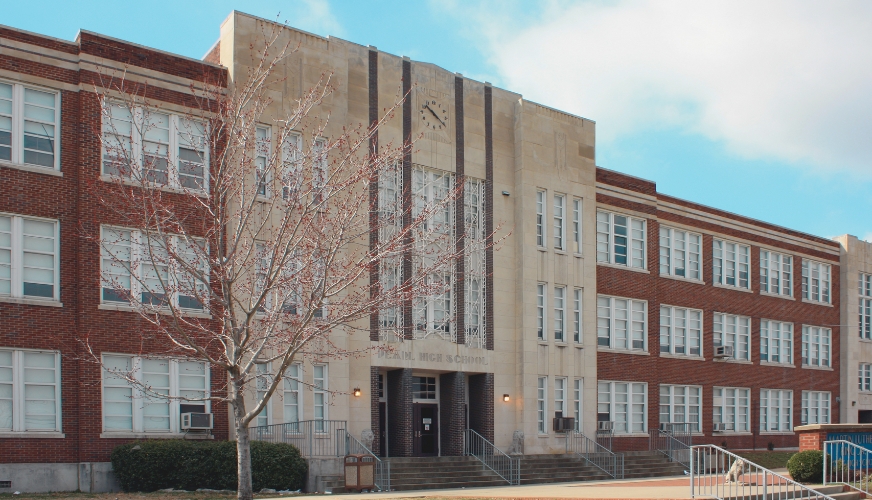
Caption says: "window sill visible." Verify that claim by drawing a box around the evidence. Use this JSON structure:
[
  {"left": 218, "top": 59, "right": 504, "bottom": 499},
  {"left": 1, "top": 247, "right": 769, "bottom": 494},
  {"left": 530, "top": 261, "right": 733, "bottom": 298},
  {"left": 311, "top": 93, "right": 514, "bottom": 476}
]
[
  {"left": 99, "top": 175, "right": 208, "bottom": 198},
  {"left": 597, "top": 347, "right": 650, "bottom": 356},
  {"left": 759, "top": 290, "right": 795, "bottom": 301},
  {"left": 659, "top": 353, "right": 706, "bottom": 362},
  {"left": 596, "top": 262, "right": 650, "bottom": 274},
  {"left": 98, "top": 303, "right": 212, "bottom": 319},
  {"left": 0, "top": 160, "right": 63, "bottom": 177},
  {"left": 100, "top": 432, "right": 189, "bottom": 439},
  {"left": 613, "top": 433, "right": 649, "bottom": 438},
  {"left": 714, "top": 358, "right": 753, "bottom": 365},
  {"left": 537, "top": 247, "right": 547, "bottom": 253},
  {"left": 801, "top": 365, "right": 834, "bottom": 371},
  {"left": 0, "top": 432, "right": 65, "bottom": 439},
  {"left": 759, "top": 431, "right": 795, "bottom": 436},
  {"left": 573, "top": 253, "right": 583, "bottom": 259},
  {"left": 860, "top": 338, "right": 872, "bottom": 344},
  {"left": 712, "top": 431, "right": 753, "bottom": 436},
  {"left": 554, "top": 250, "right": 568, "bottom": 255},
  {"left": 712, "top": 282, "right": 753, "bottom": 294},
  {"left": 659, "top": 274, "right": 706, "bottom": 286},
  {"left": 0, "top": 296, "right": 63, "bottom": 308},
  {"left": 760, "top": 361, "right": 795, "bottom": 368},
  {"left": 801, "top": 298, "right": 833, "bottom": 308}
]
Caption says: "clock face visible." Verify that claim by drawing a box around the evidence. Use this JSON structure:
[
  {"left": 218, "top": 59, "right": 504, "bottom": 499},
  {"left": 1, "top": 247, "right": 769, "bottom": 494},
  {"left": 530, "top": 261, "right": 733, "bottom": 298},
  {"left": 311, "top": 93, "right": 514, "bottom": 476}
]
[{"left": 419, "top": 98, "right": 449, "bottom": 132}]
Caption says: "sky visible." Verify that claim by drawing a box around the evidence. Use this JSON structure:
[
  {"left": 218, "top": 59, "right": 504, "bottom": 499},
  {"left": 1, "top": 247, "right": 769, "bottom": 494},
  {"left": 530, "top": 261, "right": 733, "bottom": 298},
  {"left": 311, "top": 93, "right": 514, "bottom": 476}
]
[{"left": 4, "top": 0, "right": 871, "bottom": 241}]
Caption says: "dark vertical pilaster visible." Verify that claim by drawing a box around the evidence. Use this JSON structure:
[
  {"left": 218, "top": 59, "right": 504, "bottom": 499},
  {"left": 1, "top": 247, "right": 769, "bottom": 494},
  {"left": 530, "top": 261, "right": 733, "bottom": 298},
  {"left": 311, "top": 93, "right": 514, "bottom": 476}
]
[
  {"left": 387, "top": 368, "right": 413, "bottom": 457},
  {"left": 454, "top": 75, "right": 466, "bottom": 345},
  {"left": 369, "top": 48, "right": 380, "bottom": 342},
  {"left": 484, "top": 85, "right": 494, "bottom": 351},
  {"left": 468, "top": 373, "right": 494, "bottom": 442},
  {"left": 401, "top": 58, "right": 413, "bottom": 341},
  {"left": 439, "top": 371, "right": 465, "bottom": 455},
  {"left": 370, "top": 366, "right": 380, "bottom": 455}
]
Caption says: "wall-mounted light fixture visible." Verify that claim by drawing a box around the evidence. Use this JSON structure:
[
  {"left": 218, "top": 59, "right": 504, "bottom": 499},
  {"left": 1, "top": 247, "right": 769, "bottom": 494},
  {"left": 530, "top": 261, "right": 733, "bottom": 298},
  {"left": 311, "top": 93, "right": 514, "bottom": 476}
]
[
  {"left": 353, "top": 388, "right": 361, "bottom": 397},
  {"left": 853, "top": 401, "right": 857, "bottom": 406},
  {"left": 503, "top": 394, "right": 510, "bottom": 402},
  {"left": 501, "top": 191, "right": 510, "bottom": 196}
]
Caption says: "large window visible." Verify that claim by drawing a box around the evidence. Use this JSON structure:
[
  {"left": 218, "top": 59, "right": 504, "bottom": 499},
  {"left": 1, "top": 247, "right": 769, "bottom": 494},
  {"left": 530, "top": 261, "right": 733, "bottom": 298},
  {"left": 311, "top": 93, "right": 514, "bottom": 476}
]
[
  {"left": 537, "top": 377, "right": 547, "bottom": 434},
  {"left": 0, "top": 214, "right": 59, "bottom": 300},
  {"left": 801, "top": 259, "right": 831, "bottom": 304},
  {"left": 860, "top": 273, "right": 871, "bottom": 340},
  {"left": 659, "top": 227, "right": 701, "bottom": 280},
  {"left": 801, "top": 391, "right": 830, "bottom": 425},
  {"left": 801, "top": 325, "right": 831, "bottom": 368},
  {"left": 572, "top": 199, "right": 582, "bottom": 254},
  {"left": 860, "top": 363, "right": 872, "bottom": 392},
  {"left": 464, "top": 178, "right": 487, "bottom": 349},
  {"left": 760, "top": 389, "right": 792, "bottom": 432},
  {"left": 554, "top": 286, "right": 566, "bottom": 342},
  {"left": 100, "top": 226, "right": 208, "bottom": 311},
  {"left": 283, "top": 363, "right": 302, "bottom": 424},
  {"left": 573, "top": 288, "right": 582, "bottom": 344},
  {"left": 254, "top": 126, "right": 271, "bottom": 196},
  {"left": 0, "top": 349, "right": 61, "bottom": 432},
  {"left": 659, "top": 305, "right": 702, "bottom": 357},
  {"left": 713, "top": 313, "right": 750, "bottom": 361},
  {"left": 555, "top": 377, "right": 567, "bottom": 418},
  {"left": 598, "top": 381, "right": 647, "bottom": 434},
  {"left": 573, "top": 379, "right": 583, "bottom": 432},
  {"left": 760, "top": 250, "right": 792, "bottom": 296},
  {"left": 537, "top": 283, "right": 546, "bottom": 341},
  {"left": 597, "top": 296, "right": 646, "bottom": 351},
  {"left": 0, "top": 81, "right": 60, "bottom": 170},
  {"left": 553, "top": 195, "right": 565, "bottom": 250},
  {"left": 660, "top": 385, "right": 701, "bottom": 433},
  {"left": 713, "top": 239, "right": 750, "bottom": 289},
  {"left": 102, "top": 355, "right": 208, "bottom": 433},
  {"left": 313, "top": 364, "right": 328, "bottom": 431},
  {"left": 536, "top": 190, "right": 546, "bottom": 247},
  {"left": 596, "top": 211, "right": 646, "bottom": 269},
  {"left": 761, "top": 320, "right": 793, "bottom": 365},
  {"left": 255, "top": 362, "right": 272, "bottom": 427},
  {"left": 102, "top": 104, "right": 208, "bottom": 192},
  {"left": 713, "top": 386, "right": 750, "bottom": 432}
]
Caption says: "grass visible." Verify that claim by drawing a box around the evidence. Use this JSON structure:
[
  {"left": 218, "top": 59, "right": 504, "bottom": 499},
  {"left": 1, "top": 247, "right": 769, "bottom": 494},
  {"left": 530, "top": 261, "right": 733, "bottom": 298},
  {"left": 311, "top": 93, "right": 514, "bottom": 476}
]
[{"left": 736, "top": 451, "right": 795, "bottom": 470}]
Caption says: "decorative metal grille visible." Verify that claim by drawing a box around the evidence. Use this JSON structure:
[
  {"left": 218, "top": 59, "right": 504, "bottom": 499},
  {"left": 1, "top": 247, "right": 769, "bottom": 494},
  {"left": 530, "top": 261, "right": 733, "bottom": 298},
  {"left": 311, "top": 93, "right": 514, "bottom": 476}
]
[
  {"left": 378, "top": 162, "right": 403, "bottom": 342},
  {"left": 464, "top": 178, "right": 486, "bottom": 349}
]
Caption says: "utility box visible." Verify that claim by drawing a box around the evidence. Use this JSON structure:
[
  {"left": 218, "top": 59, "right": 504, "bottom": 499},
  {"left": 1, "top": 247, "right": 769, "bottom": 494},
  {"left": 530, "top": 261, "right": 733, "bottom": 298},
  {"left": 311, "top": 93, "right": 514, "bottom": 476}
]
[{"left": 343, "top": 454, "right": 375, "bottom": 492}]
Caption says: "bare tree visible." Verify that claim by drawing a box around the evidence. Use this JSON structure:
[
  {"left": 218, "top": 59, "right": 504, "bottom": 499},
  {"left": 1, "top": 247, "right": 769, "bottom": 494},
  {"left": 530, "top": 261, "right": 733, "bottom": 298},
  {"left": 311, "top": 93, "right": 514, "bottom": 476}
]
[{"left": 84, "top": 22, "right": 484, "bottom": 500}]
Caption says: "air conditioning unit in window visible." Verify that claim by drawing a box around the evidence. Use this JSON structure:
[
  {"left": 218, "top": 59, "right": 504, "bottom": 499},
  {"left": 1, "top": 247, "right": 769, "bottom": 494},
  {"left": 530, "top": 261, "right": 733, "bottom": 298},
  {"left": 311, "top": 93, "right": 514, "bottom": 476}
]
[
  {"left": 181, "top": 412, "right": 213, "bottom": 430},
  {"left": 712, "top": 422, "right": 734, "bottom": 433},
  {"left": 660, "top": 422, "right": 674, "bottom": 433},
  {"left": 713, "top": 346, "right": 734, "bottom": 359},
  {"left": 597, "top": 420, "right": 614, "bottom": 432},
  {"left": 553, "top": 417, "right": 576, "bottom": 433}
]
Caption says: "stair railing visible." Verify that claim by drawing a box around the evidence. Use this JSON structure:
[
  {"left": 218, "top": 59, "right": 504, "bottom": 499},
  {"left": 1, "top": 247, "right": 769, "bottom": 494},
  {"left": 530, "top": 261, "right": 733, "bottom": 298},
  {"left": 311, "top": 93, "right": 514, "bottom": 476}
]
[
  {"left": 649, "top": 424, "right": 693, "bottom": 469},
  {"left": 690, "top": 444, "right": 836, "bottom": 500},
  {"left": 250, "top": 420, "right": 347, "bottom": 457},
  {"left": 345, "top": 432, "right": 390, "bottom": 492},
  {"left": 463, "top": 428, "right": 520, "bottom": 485},
  {"left": 824, "top": 439, "right": 872, "bottom": 496},
  {"left": 565, "top": 431, "right": 625, "bottom": 479}
]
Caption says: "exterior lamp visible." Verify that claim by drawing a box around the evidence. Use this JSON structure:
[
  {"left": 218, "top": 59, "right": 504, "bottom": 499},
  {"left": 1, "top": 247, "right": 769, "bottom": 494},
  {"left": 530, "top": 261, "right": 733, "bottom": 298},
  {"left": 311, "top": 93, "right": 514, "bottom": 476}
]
[
  {"left": 353, "top": 388, "right": 362, "bottom": 397},
  {"left": 503, "top": 394, "right": 510, "bottom": 402}
]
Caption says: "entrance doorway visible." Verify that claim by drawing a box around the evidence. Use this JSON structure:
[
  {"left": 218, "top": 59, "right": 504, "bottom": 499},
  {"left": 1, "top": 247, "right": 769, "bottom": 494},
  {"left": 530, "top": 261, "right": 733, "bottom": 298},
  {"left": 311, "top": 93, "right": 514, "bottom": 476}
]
[{"left": 413, "top": 403, "right": 439, "bottom": 456}]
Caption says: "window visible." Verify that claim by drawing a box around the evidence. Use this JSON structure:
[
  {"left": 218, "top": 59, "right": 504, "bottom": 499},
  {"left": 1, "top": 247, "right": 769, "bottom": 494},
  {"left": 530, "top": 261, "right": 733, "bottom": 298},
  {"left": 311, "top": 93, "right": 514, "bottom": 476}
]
[
  {"left": 312, "top": 138, "right": 328, "bottom": 202},
  {"left": 102, "top": 104, "right": 208, "bottom": 191},
  {"left": 801, "top": 259, "right": 831, "bottom": 304},
  {"left": 596, "top": 211, "right": 646, "bottom": 268},
  {"left": 0, "top": 215, "right": 58, "bottom": 300},
  {"left": 464, "top": 177, "right": 486, "bottom": 349},
  {"left": 536, "top": 190, "right": 546, "bottom": 247},
  {"left": 713, "top": 313, "right": 750, "bottom": 361},
  {"left": 102, "top": 355, "right": 208, "bottom": 433},
  {"left": 554, "top": 377, "right": 567, "bottom": 420},
  {"left": 283, "top": 363, "right": 302, "bottom": 424},
  {"left": 596, "top": 295, "right": 646, "bottom": 351},
  {"left": 255, "top": 126, "right": 271, "bottom": 196},
  {"left": 801, "top": 391, "right": 830, "bottom": 425},
  {"left": 859, "top": 363, "right": 872, "bottom": 392},
  {"left": 313, "top": 364, "right": 328, "bottom": 431},
  {"left": 100, "top": 226, "right": 208, "bottom": 311},
  {"left": 537, "top": 377, "right": 547, "bottom": 433},
  {"left": 801, "top": 325, "right": 831, "bottom": 368},
  {"left": 572, "top": 199, "right": 582, "bottom": 254},
  {"left": 255, "top": 362, "right": 272, "bottom": 427},
  {"left": 573, "top": 288, "right": 582, "bottom": 343},
  {"left": 760, "top": 389, "right": 792, "bottom": 432},
  {"left": 281, "top": 132, "right": 303, "bottom": 199},
  {"left": 861, "top": 273, "right": 872, "bottom": 340},
  {"left": 760, "top": 250, "right": 792, "bottom": 296},
  {"left": 573, "top": 379, "right": 582, "bottom": 432},
  {"left": 598, "top": 381, "right": 647, "bottom": 434},
  {"left": 537, "top": 283, "right": 546, "bottom": 341},
  {"left": 659, "top": 385, "right": 701, "bottom": 433},
  {"left": 0, "top": 81, "right": 60, "bottom": 170},
  {"left": 553, "top": 195, "right": 565, "bottom": 250},
  {"left": 713, "top": 239, "right": 750, "bottom": 289},
  {"left": 761, "top": 320, "right": 793, "bottom": 364},
  {"left": 554, "top": 286, "right": 566, "bottom": 342},
  {"left": 659, "top": 227, "right": 701, "bottom": 280},
  {"left": 412, "top": 376, "right": 437, "bottom": 400},
  {"left": 0, "top": 349, "right": 61, "bottom": 432},
  {"left": 659, "top": 305, "right": 702, "bottom": 356},
  {"left": 713, "top": 386, "right": 750, "bottom": 432}
]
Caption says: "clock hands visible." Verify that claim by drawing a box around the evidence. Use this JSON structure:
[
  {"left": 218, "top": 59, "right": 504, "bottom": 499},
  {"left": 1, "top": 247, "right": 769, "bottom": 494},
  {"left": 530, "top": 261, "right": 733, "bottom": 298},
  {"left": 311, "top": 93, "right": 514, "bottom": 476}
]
[{"left": 424, "top": 104, "right": 446, "bottom": 127}]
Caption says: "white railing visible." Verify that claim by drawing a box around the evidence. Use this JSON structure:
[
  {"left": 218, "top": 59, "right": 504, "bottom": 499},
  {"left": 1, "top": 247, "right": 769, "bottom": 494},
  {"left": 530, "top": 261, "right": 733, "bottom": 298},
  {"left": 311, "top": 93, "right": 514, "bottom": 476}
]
[
  {"left": 463, "top": 429, "right": 520, "bottom": 485},
  {"left": 566, "top": 431, "right": 625, "bottom": 479},
  {"left": 346, "top": 432, "right": 390, "bottom": 491},
  {"left": 824, "top": 439, "right": 872, "bottom": 496},
  {"left": 251, "top": 420, "right": 347, "bottom": 457},
  {"left": 690, "top": 445, "right": 835, "bottom": 499},
  {"left": 650, "top": 424, "right": 693, "bottom": 469}
]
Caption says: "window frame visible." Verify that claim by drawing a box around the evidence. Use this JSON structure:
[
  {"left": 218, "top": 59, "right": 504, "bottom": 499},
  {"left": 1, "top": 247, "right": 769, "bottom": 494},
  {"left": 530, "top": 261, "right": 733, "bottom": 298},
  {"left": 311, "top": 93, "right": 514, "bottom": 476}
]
[
  {"left": 860, "top": 362, "right": 872, "bottom": 392},
  {"left": 801, "top": 325, "right": 832, "bottom": 368},
  {"left": 573, "top": 288, "right": 582, "bottom": 344},
  {"left": 713, "top": 312, "right": 751, "bottom": 361},
  {"left": 573, "top": 378, "right": 583, "bottom": 432},
  {"left": 0, "top": 79, "right": 62, "bottom": 171},
  {"left": 659, "top": 384, "right": 701, "bottom": 433},
  {"left": 537, "top": 376, "right": 547, "bottom": 434},
  {"left": 713, "top": 386, "right": 750, "bottom": 433},
  {"left": 801, "top": 259, "right": 832, "bottom": 304},
  {"left": 0, "top": 213, "right": 60, "bottom": 302},
  {"left": 572, "top": 198, "right": 582, "bottom": 255},
  {"left": 659, "top": 305, "right": 702, "bottom": 357},
  {"left": 0, "top": 348, "right": 62, "bottom": 433},
  {"left": 760, "top": 388, "right": 792, "bottom": 432},
  {"left": 536, "top": 190, "right": 546, "bottom": 248},
  {"left": 537, "top": 282, "right": 546, "bottom": 341},
  {"left": 255, "top": 362, "right": 273, "bottom": 427},
  {"left": 658, "top": 226, "right": 702, "bottom": 281},
  {"left": 596, "top": 210, "right": 647, "bottom": 269},
  {"left": 554, "top": 285, "right": 566, "bottom": 342},
  {"left": 713, "top": 239, "right": 751, "bottom": 290},
  {"left": 760, "top": 320, "right": 793, "bottom": 365},
  {"left": 313, "top": 364, "right": 328, "bottom": 430},
  {"left": 283, "top": 362, "right": 303, "bottom": 425},
  {"left": 597, "top": 380, "right": 648, "bottom": 435},
  {"left": 554, "top": 377, "right": 567, "bottom": 419},
  {"left": 596, "top": 295, "right": 647, "bottom": 352},
  {"left": 760, "top": 249, "right": 793, "bottom": 297},
  {"left": 861, "top": 273, "right": 872, "bottom": 340},
  {"left": 801, "top": 390, "right": 830, "bottom": 425},
  {"left": 553, "top": 194, "right": 565, "bottom": 251}
]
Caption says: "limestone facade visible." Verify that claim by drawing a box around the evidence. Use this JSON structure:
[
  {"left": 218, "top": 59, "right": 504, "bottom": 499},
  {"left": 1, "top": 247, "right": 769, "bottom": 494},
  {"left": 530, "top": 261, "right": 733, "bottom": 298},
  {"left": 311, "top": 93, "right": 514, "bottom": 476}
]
[{"left": 835, "top": 235, "right": 872, "bottom": 423}]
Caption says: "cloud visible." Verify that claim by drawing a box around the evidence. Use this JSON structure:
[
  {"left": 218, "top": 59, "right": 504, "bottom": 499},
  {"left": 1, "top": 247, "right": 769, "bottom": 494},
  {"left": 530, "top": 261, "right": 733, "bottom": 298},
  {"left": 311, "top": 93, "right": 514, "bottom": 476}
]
[
  {"left": 863, "top": 233, "right": 872, "bottom": 243},
  {"left": 456, "top": 0, "right": 872, "bottom": 177}
]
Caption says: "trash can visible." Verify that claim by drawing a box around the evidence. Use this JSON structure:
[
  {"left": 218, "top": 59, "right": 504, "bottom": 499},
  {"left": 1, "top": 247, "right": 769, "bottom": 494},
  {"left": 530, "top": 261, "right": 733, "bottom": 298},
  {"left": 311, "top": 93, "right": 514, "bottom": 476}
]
[{"left": 344, "top": 454, "right": 376, "bottom": 492}]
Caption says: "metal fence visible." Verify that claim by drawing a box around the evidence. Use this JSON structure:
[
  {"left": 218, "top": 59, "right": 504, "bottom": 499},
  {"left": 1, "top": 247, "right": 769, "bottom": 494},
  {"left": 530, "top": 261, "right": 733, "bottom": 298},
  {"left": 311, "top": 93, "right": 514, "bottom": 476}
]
[
  {"left": 690, "top": 444, "right": 835, "bottom": 500},
  {"left": 251, "top": 420, "right": 347, "bottom": 457},
  {"left": 346, "top": 432, "right": 390, "bottom": 491},
  {"left": 824, "top": 439, "right": 872, "bottom": 496},
  {"left": 649, "top": 423, "right": 693, "bottom": 468},
  {"left": 566, "top": 431, "right": 625, "bottom": 479},
  {"left": 463, "top": 428, "right": 520, "bottom": 485}
]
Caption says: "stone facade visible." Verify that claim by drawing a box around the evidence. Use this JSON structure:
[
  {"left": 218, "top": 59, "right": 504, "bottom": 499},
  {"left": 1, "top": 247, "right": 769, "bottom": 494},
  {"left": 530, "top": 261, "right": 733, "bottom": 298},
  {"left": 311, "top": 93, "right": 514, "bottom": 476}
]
[{"left": 835, "top": 235, "right": 872, "bottom": 423}]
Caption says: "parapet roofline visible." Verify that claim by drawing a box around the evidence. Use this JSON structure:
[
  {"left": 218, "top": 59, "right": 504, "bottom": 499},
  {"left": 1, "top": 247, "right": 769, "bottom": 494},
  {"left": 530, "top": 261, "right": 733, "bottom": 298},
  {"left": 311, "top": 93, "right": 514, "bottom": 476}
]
[
  {"left": 0, "top": 23, "right": 78, "bottom": 50},
  {"left": 75, "top": 29, "right": 226, "bottom": 70}
]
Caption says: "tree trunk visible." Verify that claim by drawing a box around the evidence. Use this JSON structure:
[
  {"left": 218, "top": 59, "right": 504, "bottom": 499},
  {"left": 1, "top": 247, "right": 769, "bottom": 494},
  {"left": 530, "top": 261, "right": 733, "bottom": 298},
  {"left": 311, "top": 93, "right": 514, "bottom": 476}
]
[{"left": 237, "top": 421, "right": 253, "bottom": 500}]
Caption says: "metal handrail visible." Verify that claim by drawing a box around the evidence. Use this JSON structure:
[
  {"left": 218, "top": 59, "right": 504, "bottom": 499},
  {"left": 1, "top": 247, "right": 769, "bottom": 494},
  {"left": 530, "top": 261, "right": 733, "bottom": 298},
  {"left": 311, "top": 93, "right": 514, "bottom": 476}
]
[
  {"left": 690, "top": 444, "right": 836, "bottom": 499},
  {"left": 649, "top": 427, "right": 692, "bottom": 469},
  {"left": 824, "top": 439, "right": 872, "bottom": 496},
  {"left": 346, "top": 432, "right": 390, "bottom": 492},
  {"left": 250, "top": 420, "right": 347, "bottom": 457},
  {"left": 566, "top": 431, "right": 625, "bottom": 479},
  {"left": 463, "top": 428, "right": 520, "bottom": 485}
]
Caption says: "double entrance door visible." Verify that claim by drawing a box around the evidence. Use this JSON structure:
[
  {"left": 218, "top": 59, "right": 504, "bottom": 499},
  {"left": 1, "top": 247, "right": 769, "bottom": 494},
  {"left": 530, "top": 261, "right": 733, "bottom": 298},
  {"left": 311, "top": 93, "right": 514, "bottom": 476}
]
[{"left": 412, "top": 403, "right": 439, "bottom": 457}]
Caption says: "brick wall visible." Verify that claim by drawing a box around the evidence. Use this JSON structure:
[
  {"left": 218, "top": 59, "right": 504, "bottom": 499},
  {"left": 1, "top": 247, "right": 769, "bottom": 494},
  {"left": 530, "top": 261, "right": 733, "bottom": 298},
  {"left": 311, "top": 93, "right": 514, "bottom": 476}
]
[
  {"left": 370, "top": 367, "right": 380, "bottom": 455},
  {"left": 439, "top": 372, "right": 465, "bottom": 456},
  {"left": 387, "top": 368, "right": 413, "bottom": 457},
  {"left": 468, "top": 373, "right": 494, "bottom": 442}
]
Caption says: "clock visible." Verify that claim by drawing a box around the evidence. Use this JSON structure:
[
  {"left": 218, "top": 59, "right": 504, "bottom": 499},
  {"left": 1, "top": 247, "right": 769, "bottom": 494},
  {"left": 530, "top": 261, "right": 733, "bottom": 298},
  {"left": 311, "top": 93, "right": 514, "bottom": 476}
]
[{"left": 419, "top": 98, "right": 449, "bottom": 132}]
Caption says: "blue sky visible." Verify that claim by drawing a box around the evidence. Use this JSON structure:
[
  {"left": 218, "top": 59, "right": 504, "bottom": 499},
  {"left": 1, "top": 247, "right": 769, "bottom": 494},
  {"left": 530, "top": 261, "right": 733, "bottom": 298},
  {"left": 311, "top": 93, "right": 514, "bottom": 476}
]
[{"left": 5, "top": 0, "right": 871, "bottom": 241}]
